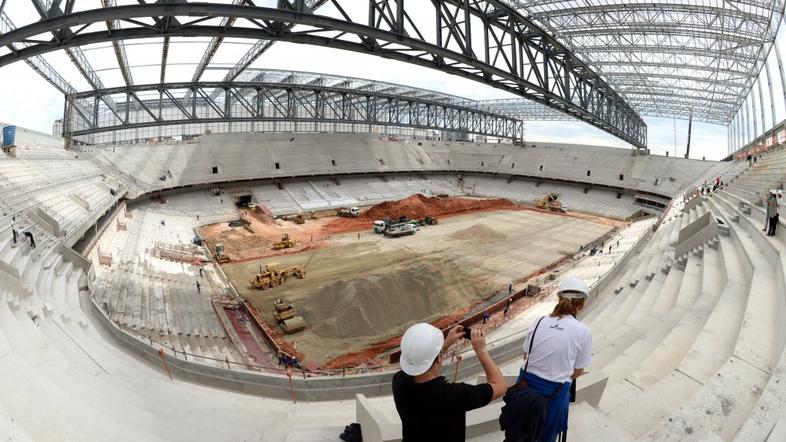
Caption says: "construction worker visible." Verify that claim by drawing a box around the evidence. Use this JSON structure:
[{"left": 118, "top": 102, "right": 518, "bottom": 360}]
[
  {"left": 11, "top": 227, "right": 17, "bottom": 245},
  {"left": 199, "top": 267, "right": 203, "bottom": 278},
  {"left": 195, "top": 280, "right": 201, "bottom": 293},
  {"left": 392, "top": 323, "right": 506, "bottom": 441},
  {"left": 508, "top": 282, "right": 513, "bottom": 295}
]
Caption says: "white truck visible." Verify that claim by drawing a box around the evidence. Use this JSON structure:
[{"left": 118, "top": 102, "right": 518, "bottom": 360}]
[
  {"left": 337, "top": 207, "right": 360, "bottom": 218},
  {"left": 383, "top": 223, "right": 415, "bottom": 237}
]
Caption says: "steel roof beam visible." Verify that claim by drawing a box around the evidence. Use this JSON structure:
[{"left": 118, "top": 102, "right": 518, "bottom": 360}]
[
  {"left": 100, "top": 0, "right": 133, "bottom": 86},
  {"left": 29, "top": 0, "right": 121, "bottom": 118},
  {"left": 0, "top": 2, "right": 647, "bottom": 147},
  {"left": 64, "top": 81, "right": 524, "bottom": 142}
]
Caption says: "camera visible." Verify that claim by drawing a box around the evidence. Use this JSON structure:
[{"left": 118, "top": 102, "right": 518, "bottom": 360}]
[{"left": 463, "top": 327, "right": 472, "bottom": 340}]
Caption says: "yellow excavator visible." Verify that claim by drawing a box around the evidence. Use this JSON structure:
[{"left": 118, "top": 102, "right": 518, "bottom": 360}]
[
  {"left": 272, "top": 233, "right": 297, "bottom": 250},
  {"left": 536, "top": 193, "right": 566, "bottom": 213},
  {"left": 249, "top": 262, "right": 306, "bottom": 290}
]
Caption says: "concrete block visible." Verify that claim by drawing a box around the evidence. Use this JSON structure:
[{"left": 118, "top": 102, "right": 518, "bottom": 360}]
[
  {"left": 575, "top": 370, "right": 609, "bottom": 408},
  {"left": 629, "top": 279, "right": 639, "bottom": 288},
  {"left": 661, "top": 264, "right": 672, "bottom": 275},
  {"left": 356, "top": 394, "right": 402, "bottom": 442}
]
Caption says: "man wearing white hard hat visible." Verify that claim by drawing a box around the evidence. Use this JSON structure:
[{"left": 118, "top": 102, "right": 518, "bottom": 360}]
[
  {"left": 514, "top": 276, "right": 593, "bottom": 442},
  {"left": 392, "top": 323, "right": 506, "bottom": 441}
]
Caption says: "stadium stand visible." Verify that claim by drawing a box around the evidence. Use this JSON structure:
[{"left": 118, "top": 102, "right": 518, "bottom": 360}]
[
  {"left": 90, "top": 134, "right": 728, "bottom": 200},
  {"left": 11, "top": 139, "right": 784, "bottom": 440}
]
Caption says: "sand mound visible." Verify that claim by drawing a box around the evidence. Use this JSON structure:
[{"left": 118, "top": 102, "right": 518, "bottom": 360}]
[
  {"left": 449, "top": 223, "right": 507, "bottom": 242},
  {"left": 300, "top": 259, "right": 483, "bottom": 339},
  {"left": 362, "top": 194, "right": 516, "bottom": 221}
]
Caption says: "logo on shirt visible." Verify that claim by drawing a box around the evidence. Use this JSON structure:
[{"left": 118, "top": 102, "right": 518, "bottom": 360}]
[{"left": 549, "top": 323, "right": 564, "bottom": 331}]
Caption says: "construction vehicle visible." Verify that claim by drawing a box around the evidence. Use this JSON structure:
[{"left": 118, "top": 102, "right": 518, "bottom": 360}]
[
  {"left": 214, "top": 243, "right": 230, "bottom": 263},
  {"left": 249, "top": 262, "right": 306, "bottom": 290},
  {"left": 280, "top": 316, "right": 306, "bottom": 334},
  {"left": 294, "top": 213, "right": 306, "bottom": 224},
  {"left": 384, "top": 223, "right": 416, "bottom": 237},
  {"left": 272, "top": 233, "right": 297, "bottom": 250},
  {"left": 422, "top": 215, "right": 438, "bottom": 225},
  {"left": 337, "top": 207, "right": 360, "bottom": 218},
  {"left": 536, "top": 193, "right": 567, "bottom": 213},
  {"left": 373, "top": 220, "right": 387, "bottom": 233},
  {"left": 272, "top": 298, "right": 298, "bottom": 322}
]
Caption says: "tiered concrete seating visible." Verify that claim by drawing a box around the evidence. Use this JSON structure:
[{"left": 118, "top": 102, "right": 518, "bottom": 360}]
[{"left": 94, "top": 134, "right": 730, "bottom": 199}]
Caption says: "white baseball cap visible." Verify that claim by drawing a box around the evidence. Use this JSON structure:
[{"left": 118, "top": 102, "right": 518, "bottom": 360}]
[{"left": 399, "top": 323, "right": 444, "bottom": 376}]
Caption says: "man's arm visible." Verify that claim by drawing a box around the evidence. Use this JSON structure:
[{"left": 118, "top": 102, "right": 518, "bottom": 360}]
[{"left": 471, "top": 328, "right": 507, "bottom": 400}]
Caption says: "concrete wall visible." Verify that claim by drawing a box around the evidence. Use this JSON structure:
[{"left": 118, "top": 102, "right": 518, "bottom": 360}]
[{"left": 88, "top": 295, "right": 527, "bottom": 401}]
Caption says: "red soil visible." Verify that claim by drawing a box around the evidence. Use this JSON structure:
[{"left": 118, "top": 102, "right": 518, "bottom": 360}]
[{"left": 323, "top": 194, "right": 519, "bottom": 234}]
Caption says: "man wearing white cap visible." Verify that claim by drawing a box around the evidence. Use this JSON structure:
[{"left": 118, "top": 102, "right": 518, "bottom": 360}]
[{"left": 392, "top": 323, "right": 507, "bottom": 441}]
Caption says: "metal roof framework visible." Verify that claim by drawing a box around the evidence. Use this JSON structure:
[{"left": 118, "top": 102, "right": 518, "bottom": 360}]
[
  {"left": 0, "top": 0, "right": 647, "bottom": 148},
  {"left": 503, "top": 0, "right": 786, "bottom": 125},
  {"left": 63, "top": 78, "right": 524, "bottom": 145}
]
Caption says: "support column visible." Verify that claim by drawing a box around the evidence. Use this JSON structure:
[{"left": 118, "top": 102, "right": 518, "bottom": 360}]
[
  {"left": 685, "top": 114, "right": 693, "bottom": 159},
  {"left": 751, "top": 85, "right": 759, "bottom": 138},
  {"left": 758, "top": 78, "right": 767, "bottom": 134},
  {"left": 765, "top": 61, "right": 777, "bottom": 136},
  {"left": 744, "top": 96, "right": 751, "bottom": 146}
]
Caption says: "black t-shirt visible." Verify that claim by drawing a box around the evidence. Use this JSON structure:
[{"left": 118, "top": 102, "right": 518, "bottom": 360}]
[{"left": 392, "top": 370, "right": 493, "bottom": 442}]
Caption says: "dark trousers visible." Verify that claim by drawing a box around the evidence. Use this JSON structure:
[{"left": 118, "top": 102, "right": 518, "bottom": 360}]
[{"left": 769, "top": 215, "right": 779, "bottom": 236}]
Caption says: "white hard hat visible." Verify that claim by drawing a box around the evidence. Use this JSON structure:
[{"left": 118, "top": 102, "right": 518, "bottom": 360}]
[
  {"left": 557, "top": 276, "right": 589, "bottom": 299},
  {"left": 399, "top": 323, "right": 444, "bottom": 376}
]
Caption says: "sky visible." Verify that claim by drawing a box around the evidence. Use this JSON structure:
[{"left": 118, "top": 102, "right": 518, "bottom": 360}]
[{"left": 0, "top": 1, "right": 732, "bottom": 161}]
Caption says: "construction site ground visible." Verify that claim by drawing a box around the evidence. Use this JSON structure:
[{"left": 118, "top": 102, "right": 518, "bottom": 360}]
[{"left": 218, "top": 200, "right": 614, "bottom": 367}]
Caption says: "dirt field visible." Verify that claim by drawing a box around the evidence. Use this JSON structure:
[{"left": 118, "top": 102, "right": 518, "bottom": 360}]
[{"left": 221, "top": 206, "right": 613, "bottom": 366}]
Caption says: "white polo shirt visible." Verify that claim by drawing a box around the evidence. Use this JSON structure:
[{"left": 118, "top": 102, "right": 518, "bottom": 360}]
[{"left": 521, "top": 315, "right": 592, "bottom": 383}]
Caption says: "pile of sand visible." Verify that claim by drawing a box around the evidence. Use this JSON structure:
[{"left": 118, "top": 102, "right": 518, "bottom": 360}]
[
  {"left": 300, "top": 258, "right": 483, "bottom": 339},
  {"left": 362, "top": 194, "right": 516, "bottom": 221},
  {"left": 449, "top": 223, "right": 507, "bottom": 242}
]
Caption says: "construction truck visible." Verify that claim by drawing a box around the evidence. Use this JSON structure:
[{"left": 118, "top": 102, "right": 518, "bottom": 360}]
[
  {"left": 272, "top": 233, "right": 297, "bottom": 250},
  {"left": 249, "top": 262, "right": 306, "bottom": 290},
  {"left": 536, "top": 193, "right": 567, "bottom": 213},
  {"left": 337, "top": 207, "right": 360, "bottom": 218},
  {"left": 384, "top": 223, "right": 416, "bottom": 237},
  {"left": 373, "top": 220, "right": 387, "bottom": 233},
  {"left": 272, "top": 298, "right": 298, "bottom": 322},
  {"left": 214, "top": 243, "right": 230, "bottom": 263}
]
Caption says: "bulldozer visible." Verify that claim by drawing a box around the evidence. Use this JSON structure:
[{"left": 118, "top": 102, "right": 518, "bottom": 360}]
[
  {"left": 294, "top": 213, "right": 306, "bottom": 224},
  {"left": 249, "top": 262, "right": 306, "bottom": 290},
  {"left": 272, "top": 298, "right": 298, "bottom": 322},
  {"left": 272, "top": 233, "right": 297, "bottom": 250},
  {"left": 422, "top": 215, "right": 438, "bottom": 225},
  {"left": 214, "top": 243, "right": 230, "bottom": 263},
  {"left": 536, "top": 193, "right": 566, "bottom": 213}
]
